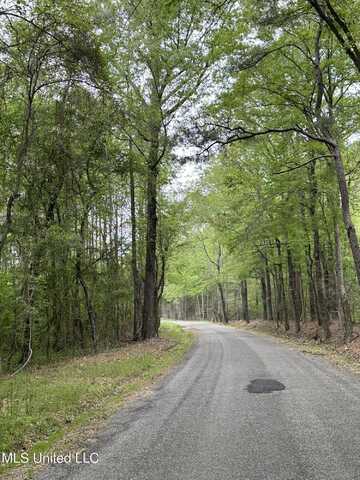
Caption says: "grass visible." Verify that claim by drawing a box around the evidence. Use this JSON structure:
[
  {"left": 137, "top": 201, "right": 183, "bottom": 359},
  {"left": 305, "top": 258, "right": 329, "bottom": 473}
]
[{"left": 0, "top": 322, "right": 193, "bottom": 476}]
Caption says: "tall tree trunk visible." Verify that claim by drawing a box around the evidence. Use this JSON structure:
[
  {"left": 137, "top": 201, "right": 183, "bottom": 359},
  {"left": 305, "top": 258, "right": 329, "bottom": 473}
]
[
  {"left": 155, "top": 250, "right": 166, "bottom": 332},
  {"left": 260, "top": 273, "right": 268, "bottom": 320},
  {"left": 74, "top": 279, "right": 85, "bottom": 350},
  {"left": 20, "top": 268, "right": 34, "bottom": 366},
  {"left": 217, "top": 282, "right": 229, "bottom": 324},
  {"left": 306, "top": 244, "right": 317, "bottom": 323},
  {"left": 334, "top": 220, "right": 353, "bottom": 343},
  {"left": 201, "top": 292, "right": 205, "bottom": 320},
  {"left": 273, "top": 272, "right": 281, "bottom": 329},
  {"left": 308, "top": 160, "right": 330, "bottom": 339},
  {"left": 142, "top": 162, "right": 159, "bottom": 339},
  {"left": 313, "top": 229, "right": 330, "bottom": 339},
  {"left": 265, "top": 258, "right": 274, "bottom": 321},
  {"left": 0, "top": 70, "right": 37, "bottom": 257},
  {"left": 307, "top": 0, "right": 360, "bottom": 73},
  {"left": 331, "top": 143, "right": 360, "bottom": 288},
  {"left": 287, "top": 247, "right": 302, "bottom": 333},
  {"left": 240, "top": 279, "right": 249, "bottom": 323},
  {"left": 76, "top": 254, "right": 97, "bottom": 353},
  {"left": 313, "top": 25, "right": 360, "bottom": 291},
  {"left": 129, "top": 144, "right": 142, "bottom": 341},
  {"left": 299, "top": 192, "right": 316, "bottom": 324},
  {"left": 142, "top": 72, "right": 162, "bottom": 339},
  {"left": 275, "top": 239, "right": 289, "bottom": 331}
]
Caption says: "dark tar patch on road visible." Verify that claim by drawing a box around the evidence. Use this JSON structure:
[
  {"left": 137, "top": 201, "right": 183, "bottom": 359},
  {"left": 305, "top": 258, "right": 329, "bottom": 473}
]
[{"left": 247, "top": 379, "right": 285, "bottom": 394}]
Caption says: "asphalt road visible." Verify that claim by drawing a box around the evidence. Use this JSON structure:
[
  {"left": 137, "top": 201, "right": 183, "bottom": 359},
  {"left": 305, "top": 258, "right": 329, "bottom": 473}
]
[{"left": 38, "top": 321, "right": 360, "bottom": 480}]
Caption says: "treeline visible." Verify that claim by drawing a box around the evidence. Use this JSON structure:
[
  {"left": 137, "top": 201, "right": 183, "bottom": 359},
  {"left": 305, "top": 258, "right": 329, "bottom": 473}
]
[
  {"left": 163, "top": 284, "right": 252, "bottom": 323},
  {"left": 164, "top": 146, "right": 360, "bottom": 342},
  {"left": 2, "top": 0, "right": 360, "bottom": 372},
  {"left": 0, "top": 3, "right": 133, "bottom": 369},
  {"left": 0, "top": 0, "right": 228, "bottom": 372},
  {"left": 164, "top": 1, "right": 360, "bottom": 343}
]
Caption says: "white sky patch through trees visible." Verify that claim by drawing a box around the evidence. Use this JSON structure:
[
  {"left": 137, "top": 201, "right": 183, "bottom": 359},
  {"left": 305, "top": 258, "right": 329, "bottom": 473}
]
[{"left": 164, "top": 159, "right": 206, "bottom": 201}]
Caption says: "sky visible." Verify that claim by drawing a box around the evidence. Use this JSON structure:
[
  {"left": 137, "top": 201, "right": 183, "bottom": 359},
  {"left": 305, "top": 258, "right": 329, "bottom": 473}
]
[{"left": 164, "top": 160, "right": 206, "bottom": 201}]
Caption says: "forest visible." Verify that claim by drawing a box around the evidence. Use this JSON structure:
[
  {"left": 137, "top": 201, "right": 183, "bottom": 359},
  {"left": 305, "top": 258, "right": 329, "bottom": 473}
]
[{"left": 1, "top": 0, "right": 360, "bottom": 375}]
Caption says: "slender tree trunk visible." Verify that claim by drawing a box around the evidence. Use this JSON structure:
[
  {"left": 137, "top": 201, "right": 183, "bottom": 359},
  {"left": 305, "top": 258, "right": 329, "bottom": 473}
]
[
  {"left": 129, "top": 144, "right": 142, "bottom": 341},
  {"left": 308, "top": 160, "right": 330, "bottom": 339},
  {"left": 20, "top": 268, "right": 34, "bottom": 366},
  {"left": 287, "top": 247, "right": 302, "bottom": 333},
  {"left": 142, "top": 74, "right": 162, "bottom": 339},
  {"left": 306, "top": 244, "right": 317, "bottom": 322},
  {"left": 307, "top": 0, "right": 360, "bottom": 73},
  {"left": 142, "top": 162, "right": 159, "bottom": 338},
  {"left": 74, "top": 280, "right": 85, "bottom": 350},
  {"left": 313, "top": 26, "right": 360, "bottom": 290},
  {"left": 76, "top": 255, "right": 97, "bottom": 353},
  {"left": 299, "top": 192, "right": 315, "bottom": 324},
  {"left": 331, "top": 144, "right": 360, "bottom": 288},
  {"left": 155, "top": 251, "right": 166, "bottom": 332},
  {"left": 334, "top": 220, "right": 353, "bottom": 343},
  {"left": 275, "top": 239, "right": 289, "bottom": 331},
  {"left": 313, "top": 230, "right": 330, "bottom": 339},
  {"left": 273, "top": 272, "right": 281, "bottom": 329},
  {"left": 260, "top": 274, "right": 268, "bottom": 320},
  {"left": 217, "top": 282, "right": 229, "bottom": 324},
  {"left": 265, "top": 258, "right": 274, "bottom": 321},
  {"left": 83, "top": 284, "right": 97, "bottom": 351},
  {"left": 323, "top": 242, "right": 337, "bottom": 317},
  {"left": 0, "top": 74, "right": 36, "bottom": 257},
  {"left": 240, "top": 279, "right": 249, "bottom": 323}
]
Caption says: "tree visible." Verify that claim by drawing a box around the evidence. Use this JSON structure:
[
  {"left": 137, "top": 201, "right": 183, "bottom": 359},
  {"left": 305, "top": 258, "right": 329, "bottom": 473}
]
[
  {"left": 306, "top": 0, "right": 360, "bottom": 73},
  {"left": 107, "top": 0, "right": 233, "bottom": 338}
]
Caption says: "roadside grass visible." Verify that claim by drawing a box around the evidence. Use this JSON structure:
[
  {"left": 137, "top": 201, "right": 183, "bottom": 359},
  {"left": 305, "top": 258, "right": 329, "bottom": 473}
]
[
  {"left": 231, "top": 320, "right": 360, "bottom": 374},
  {"left": 0, "top": 322, "right": 193, "bottom": 476}
]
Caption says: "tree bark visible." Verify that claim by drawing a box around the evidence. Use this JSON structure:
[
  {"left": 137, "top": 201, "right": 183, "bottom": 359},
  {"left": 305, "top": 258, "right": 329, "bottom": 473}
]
[
  {"left": 241, "top": 279, "right": 249, "bottom": 323},
  {"left": 265, "top": 258, "right": 274, "bottom": 321},
  {"left": 307, "top": 0, "right": 360, "bottom": 73},
  {"left": 334, "top": 220, "right": 353, "bottom": 343},
  {"left": 306, "top": 244, "right": 317, "bottom": 323},
  {"left": 142, "top": 161, "right": 159, "bottom": 339},
  {"left": 260, "top": 274, "right": 268, "bottom": 320},
  {"left": 76, "top": 254, "right": 97, "bottom": 352},
  {"left": 142, "top": 65, "right": 162, "bottom": 339},
  {"left": 308, "top": 160, "right": 330, "bottom": 339},
  {"left": 287, "top": 247, "right": 302, "bottom": 333},
  {"left": 217, "top": 282, "right": 229, "bottom": 324},
  {"left": 129, "top": 144, "right": 142, "bottom": 341},
  {"left": 313, "top": 229, "right": 330, "bottom": 339},
  {"left": 275, "top": 239, "right": 289, "bottom": 331},
  {"left": 330, "top": 144, "right": 360, "bottom": 288}
]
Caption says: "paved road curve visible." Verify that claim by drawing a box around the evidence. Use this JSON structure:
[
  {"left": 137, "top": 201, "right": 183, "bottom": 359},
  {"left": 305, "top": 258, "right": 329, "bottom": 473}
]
[{"left": 38, "top": 321, "right": 360, "bottom": 480}]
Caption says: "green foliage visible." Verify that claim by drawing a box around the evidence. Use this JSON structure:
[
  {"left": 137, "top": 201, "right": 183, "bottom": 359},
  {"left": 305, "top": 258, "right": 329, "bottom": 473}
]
[
  {"left": 0, "top": 322, "right": 193, "bottom": 472},
  {"left": 1, "top": 0, "right": 360, "bottom": 371}
]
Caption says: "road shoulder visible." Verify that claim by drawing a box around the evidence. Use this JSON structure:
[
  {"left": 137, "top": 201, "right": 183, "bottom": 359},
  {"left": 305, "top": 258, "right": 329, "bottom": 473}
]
[
  {"left": 0, "top": 322, "right": 194, "bottom": 480},
  {"left": 230, "top": 320, "right": 360, "bottom": 376}
]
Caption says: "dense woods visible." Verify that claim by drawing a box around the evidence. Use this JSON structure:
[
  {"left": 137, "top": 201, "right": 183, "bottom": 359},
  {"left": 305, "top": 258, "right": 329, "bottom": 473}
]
[
  {"left": 1, "top": 0, "right": 360, "bottom": 373},
  {"left": 163, "top": 0, "right": 360, "bottom": 343}
]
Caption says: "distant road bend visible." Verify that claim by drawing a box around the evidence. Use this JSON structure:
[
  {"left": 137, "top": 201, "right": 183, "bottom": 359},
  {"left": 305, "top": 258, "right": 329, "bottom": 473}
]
[{"left": 38, "top": 321, "right": 360, "bottom": 480}]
